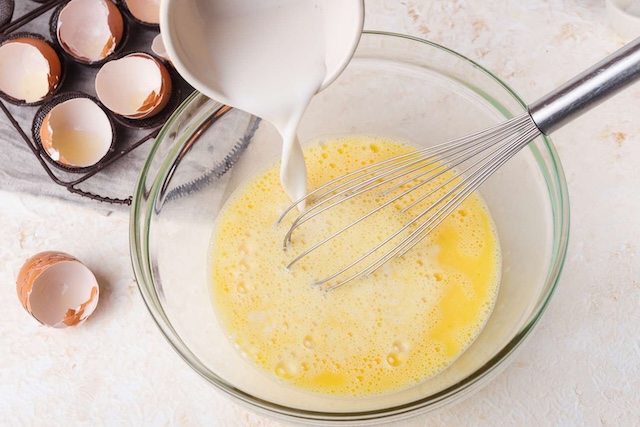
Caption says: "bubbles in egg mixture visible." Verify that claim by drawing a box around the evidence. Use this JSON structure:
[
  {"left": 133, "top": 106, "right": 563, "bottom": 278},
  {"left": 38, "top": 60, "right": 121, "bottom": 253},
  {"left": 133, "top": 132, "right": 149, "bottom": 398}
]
[{"left": 209, "top": 136, "right": 501, "bottom": 397}]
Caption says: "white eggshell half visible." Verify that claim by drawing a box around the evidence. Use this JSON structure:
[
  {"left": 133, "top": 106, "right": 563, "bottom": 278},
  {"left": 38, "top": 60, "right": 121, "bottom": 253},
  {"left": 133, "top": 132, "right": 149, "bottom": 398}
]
[
  {"left": 0, "top": 41, "right": 55, "bottom": 102},
  {"left": 95, "top": 53, "right": 168, "bottom": 118},
  {"left": 57, "top": 0, "right": 123, "bottom": 62},
  {"left": 41, "top": 98, "right": 112, "bottom": 167},
  {"left": 125, "top": 0, "right": 160, "bottom": 24}
]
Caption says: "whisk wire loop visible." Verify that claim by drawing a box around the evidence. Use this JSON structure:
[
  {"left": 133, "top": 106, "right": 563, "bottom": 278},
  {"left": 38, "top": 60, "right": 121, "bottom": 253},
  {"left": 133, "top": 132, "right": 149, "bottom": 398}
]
[
  {"left": 322, "top": 123, "right": 541, "bottom": 290},
  {"left": 321, "top": 125, "right": 538, "bottom": 290},
  {"left": 394, "top": 125, "right": 542, "bottom": 258},
  {"left": 283, "top": 113, "right": 540, "bottom": 289}
]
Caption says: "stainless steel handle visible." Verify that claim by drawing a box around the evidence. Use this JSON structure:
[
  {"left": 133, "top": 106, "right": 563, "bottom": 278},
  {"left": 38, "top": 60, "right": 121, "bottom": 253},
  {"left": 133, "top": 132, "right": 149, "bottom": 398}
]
[{"left": 529, "top": 37, "right": 640, "bottom": 135}]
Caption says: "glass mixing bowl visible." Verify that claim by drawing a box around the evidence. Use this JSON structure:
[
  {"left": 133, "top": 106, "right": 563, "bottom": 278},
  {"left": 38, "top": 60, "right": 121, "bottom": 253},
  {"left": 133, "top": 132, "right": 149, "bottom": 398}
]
[{"left": 130, "top": 32, "right": 569, "bottom": 424}]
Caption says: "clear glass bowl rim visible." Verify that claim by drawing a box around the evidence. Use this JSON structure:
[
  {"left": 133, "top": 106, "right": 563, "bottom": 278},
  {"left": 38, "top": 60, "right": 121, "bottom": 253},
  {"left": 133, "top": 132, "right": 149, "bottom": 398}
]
[{"left": 130, "top": 31, "right": 570, "bottom": 423}]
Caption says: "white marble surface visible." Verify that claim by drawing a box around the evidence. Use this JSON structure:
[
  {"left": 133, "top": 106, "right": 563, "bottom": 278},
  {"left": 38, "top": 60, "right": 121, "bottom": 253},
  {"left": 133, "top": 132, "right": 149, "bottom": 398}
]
[{"left": 2, "top": 0, "right": 640, "bottom": 425}]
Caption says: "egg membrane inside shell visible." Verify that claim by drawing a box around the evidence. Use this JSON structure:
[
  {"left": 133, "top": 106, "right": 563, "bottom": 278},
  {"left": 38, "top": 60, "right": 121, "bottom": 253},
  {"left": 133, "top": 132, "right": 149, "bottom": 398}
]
[
  {"left": 28, "top": 260, "right": 99, "bottom": 328},
  {"left": 0, "top": 38, "right": 62, "bottom": 103},
  {"left": 95, "top": 53, "right": 171, "bottom": 118},
  {"left": 40, "top": 98, "right": 113, "bottom": 168},
  {"left": 125, "top": 0, "right": 159, "bottom": 24},
  {"left": 57, "top": 0, "right": 124, "bottom": 62}
]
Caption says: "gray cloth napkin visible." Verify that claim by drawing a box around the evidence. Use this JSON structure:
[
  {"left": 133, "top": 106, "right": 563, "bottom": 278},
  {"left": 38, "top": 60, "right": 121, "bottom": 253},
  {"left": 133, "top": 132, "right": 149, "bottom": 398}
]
[{"left": 0, "top": 1, "right": 199, "bottom": 211}]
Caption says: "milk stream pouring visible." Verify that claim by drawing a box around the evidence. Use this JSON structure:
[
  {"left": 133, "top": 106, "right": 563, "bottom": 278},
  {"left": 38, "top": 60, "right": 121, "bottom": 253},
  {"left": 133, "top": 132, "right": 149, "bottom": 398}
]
[{"left": 160, "top": 0, "right": 364, "bottom": 209}]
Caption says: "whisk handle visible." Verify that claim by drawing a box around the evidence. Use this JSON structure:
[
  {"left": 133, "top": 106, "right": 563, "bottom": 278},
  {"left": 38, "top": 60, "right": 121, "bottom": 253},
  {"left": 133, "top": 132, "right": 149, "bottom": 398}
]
[{"left": 529, "top": 37, "right": 640, "bottom": 135}]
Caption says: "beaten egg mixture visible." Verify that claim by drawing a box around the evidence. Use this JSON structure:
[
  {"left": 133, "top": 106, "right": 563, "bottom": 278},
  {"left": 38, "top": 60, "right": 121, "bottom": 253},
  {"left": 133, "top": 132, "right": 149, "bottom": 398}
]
[{"left": 209, "top": 136, "right": 501, "bottom": 397}]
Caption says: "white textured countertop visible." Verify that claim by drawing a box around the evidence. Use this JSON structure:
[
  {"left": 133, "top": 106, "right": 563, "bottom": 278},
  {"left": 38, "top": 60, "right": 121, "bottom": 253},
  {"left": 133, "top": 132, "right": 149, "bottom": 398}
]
[{"left": 2, "top": 1, "right": 639, "bottom": 425}]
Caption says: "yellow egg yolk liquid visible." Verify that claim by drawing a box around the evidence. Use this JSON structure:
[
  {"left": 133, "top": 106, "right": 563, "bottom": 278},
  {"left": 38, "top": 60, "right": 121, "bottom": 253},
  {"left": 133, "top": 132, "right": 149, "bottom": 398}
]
[{"left": 209, "top": 136, "right": 501, "bottom": 397}]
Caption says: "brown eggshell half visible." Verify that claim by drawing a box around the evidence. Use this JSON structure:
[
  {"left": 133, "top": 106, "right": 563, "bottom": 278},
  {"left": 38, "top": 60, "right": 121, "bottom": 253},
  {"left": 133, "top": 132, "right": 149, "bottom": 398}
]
[
  {"left": 57, "top": 0, "right": 124, "bottom": 63},
  {"left": 95, "top": 52, "right": 172, "bottom": 119},
  {"left": 17, "top": 251, "right": 100, "bottom": 328},
  {"left": 0, "top": 37, "right": 62, "bottom": 103},
  {"left": 38, "top": 97, "right": 113, "bottom": 168}
]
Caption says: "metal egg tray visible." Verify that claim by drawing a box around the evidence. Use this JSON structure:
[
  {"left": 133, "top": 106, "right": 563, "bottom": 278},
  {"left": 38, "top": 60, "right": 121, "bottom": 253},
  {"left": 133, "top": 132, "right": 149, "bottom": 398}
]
[{"left": 0, "top": 0, "right": 194, "bottom": 205}]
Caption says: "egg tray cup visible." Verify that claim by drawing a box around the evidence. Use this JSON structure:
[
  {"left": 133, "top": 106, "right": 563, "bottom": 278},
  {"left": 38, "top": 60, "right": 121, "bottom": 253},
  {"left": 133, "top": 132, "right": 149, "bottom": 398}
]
[{"left": 0, "top": 0, "right": 194, "bottom": 205}]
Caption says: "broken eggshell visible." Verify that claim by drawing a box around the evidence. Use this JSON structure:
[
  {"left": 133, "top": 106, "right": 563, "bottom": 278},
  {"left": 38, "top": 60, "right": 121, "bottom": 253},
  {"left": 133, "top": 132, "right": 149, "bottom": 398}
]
[
  {"left": 37, "top": 95, "right": 114, "bottom": 170},
  {"left": 17, "top": 251, "right": 99, "bottom": 328},
  {"left": 0, "top": 35, "right": 63, "bottom": 104},
  {"left": 95, "top": 52, "right": 172, "bottom": 119},
  {"left": 55, "top": 0, "right": 124, "bottom": 64}
]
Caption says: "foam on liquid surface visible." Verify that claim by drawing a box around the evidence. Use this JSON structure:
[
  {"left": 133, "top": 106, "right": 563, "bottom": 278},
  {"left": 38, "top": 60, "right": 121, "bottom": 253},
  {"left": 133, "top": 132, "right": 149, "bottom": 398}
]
[{"left": 209, "top": 136, "right": 501, "bottom": 397}]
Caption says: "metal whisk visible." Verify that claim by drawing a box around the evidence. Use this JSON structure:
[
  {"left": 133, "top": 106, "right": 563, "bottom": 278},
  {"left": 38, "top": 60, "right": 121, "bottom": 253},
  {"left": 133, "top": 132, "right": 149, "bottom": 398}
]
[{"left": 279, "top": 37, "right": 640, "bottom": 290}]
